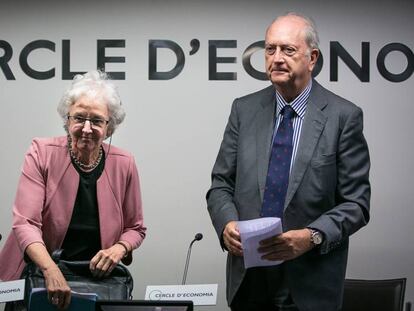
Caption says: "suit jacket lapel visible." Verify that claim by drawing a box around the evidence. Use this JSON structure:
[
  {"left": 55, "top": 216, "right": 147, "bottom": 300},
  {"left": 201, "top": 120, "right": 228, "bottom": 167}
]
[
  {"left": 284, "top": 81, "right": 328, "bottom": 208},
  {"left": 257, "top": 86, "right": 277, "bottom": 202}
]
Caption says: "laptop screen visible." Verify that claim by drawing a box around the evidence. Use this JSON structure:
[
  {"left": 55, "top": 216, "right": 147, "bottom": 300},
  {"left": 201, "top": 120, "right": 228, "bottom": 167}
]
[{"left": 95, "top": 300, "right": 193, "bottom": 311}]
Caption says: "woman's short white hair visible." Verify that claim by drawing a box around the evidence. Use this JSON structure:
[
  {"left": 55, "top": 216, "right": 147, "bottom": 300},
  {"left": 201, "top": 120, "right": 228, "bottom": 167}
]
[{"left": 57, "top": 70, "right": 125, "bottom": 137}]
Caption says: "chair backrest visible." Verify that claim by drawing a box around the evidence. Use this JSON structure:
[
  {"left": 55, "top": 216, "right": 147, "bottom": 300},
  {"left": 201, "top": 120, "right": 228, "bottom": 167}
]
[{"left": 342, "top": 278, "right": 407, "bottom": 311}]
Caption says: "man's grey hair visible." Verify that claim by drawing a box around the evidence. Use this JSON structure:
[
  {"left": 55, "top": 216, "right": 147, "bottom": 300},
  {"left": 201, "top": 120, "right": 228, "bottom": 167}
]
[{"left": 269, "top": 12, "right": 320, "bottom": 51}]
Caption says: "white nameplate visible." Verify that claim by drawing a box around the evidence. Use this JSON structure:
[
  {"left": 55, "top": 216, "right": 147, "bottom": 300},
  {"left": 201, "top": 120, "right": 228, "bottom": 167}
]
[
  {"left": 145, "top": 284, "right": 218, "bottom": 306},
  {"left": 0, "top": 279, "right": 25, "bottom": 303}
]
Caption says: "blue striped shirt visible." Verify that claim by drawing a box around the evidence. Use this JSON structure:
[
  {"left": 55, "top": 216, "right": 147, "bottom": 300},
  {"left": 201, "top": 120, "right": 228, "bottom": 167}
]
[{"left": 272, "top": 81, "right": 312, "bottom": 173}]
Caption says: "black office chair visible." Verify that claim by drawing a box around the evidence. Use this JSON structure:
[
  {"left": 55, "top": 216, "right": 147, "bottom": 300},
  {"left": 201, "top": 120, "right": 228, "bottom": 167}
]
[{"left": 342, "top": 278, "right": 407, "bottom": 311}]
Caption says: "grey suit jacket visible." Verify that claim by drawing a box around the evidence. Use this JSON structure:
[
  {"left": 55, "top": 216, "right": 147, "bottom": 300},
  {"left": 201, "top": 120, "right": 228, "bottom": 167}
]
[{"left": 207, "top": 80, "right": 370, "bottom": 311}]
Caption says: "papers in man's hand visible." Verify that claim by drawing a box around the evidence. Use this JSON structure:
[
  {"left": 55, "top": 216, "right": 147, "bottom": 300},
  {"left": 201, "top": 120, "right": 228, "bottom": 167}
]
[{"left": 238, "top": 217, "right": 283, "bottom": 268}]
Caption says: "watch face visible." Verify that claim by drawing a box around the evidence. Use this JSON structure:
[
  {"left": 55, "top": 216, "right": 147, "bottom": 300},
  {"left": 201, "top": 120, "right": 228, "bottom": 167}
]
[{"left": 313, "top": 232, "right": 323, "bottom": 245}]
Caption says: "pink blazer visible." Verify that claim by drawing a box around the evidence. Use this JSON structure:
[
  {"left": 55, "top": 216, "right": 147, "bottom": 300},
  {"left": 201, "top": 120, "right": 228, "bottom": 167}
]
[{"left": 0, "top": 136, "right": 146, "bottom": 280}]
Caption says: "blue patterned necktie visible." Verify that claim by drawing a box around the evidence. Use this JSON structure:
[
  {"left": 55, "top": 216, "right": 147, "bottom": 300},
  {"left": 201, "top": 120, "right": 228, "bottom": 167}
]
[{"left": 260, "top": 105, "right": 296, "bottom": 218}]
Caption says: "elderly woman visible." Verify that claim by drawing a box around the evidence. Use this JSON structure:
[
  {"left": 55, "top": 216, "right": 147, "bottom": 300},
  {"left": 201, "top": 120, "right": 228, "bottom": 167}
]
[{"left": 0, "top": 70, "right": 146, "bottom": 309}]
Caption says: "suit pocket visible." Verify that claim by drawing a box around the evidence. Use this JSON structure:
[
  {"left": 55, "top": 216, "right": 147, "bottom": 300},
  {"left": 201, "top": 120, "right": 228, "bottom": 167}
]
[
  {"left": 304, "top": 152, "right": 337, "bottom": 201},
  {"left": 311, "top": 152, "right": 337, "bottom": 168}
]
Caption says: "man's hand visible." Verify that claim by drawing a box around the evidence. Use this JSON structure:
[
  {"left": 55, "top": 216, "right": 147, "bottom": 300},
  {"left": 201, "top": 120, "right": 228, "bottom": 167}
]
[
  {"left": 258, "top": 228, "right": 314, "bottom": 261},
  {"left": 223, "top": 221, "right": 243, "bottom": 256}
]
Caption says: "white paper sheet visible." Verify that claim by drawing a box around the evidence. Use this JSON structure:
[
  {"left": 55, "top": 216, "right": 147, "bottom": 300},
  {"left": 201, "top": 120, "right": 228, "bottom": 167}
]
[
  {"left": 0, "top": 279, "right": 25, "bottom": 303},
  {"left": 238, "top": 217, "right": 283, "bottom": 268}
]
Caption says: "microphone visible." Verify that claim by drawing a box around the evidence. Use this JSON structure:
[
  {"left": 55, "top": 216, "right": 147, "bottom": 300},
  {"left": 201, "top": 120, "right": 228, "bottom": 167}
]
[{"left": 182, "top": 233, "right": 203, "bottom": 285}]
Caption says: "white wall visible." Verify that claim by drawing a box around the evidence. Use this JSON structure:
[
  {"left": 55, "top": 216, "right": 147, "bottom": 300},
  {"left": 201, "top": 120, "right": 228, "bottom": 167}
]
[{"left": 1, "top": 0, "right": 413, "bottom": 310}]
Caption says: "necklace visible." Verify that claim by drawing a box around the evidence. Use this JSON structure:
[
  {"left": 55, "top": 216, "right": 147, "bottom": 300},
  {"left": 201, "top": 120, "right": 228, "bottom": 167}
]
[{"left": 67, "top": 137, "right": 103, "bottom": 171}]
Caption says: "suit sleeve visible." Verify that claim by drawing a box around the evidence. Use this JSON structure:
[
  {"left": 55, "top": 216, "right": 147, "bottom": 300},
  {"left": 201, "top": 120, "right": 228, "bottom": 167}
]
[
  {"left": 308, "top": 107, "right": 371, "bottom": 254},
  {"left": 207, "top": 100, "right": 240, "bottom": 244}
]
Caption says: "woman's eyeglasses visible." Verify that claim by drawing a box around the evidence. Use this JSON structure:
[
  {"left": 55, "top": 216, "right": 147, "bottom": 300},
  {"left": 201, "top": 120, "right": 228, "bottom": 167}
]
[{"left": 67, "top": 115, "right": 109, "bottom": 128}]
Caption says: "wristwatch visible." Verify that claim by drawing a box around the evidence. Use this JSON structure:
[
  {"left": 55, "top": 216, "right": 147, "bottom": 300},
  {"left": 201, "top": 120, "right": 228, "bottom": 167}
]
[{"left": 308, "top": 229, "right": 323, "bottom": 245}]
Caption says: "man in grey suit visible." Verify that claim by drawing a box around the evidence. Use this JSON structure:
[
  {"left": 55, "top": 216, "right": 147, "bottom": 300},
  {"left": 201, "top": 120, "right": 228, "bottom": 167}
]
[{"left": 207, "top": 13, "right": 370, "bottom": 311}]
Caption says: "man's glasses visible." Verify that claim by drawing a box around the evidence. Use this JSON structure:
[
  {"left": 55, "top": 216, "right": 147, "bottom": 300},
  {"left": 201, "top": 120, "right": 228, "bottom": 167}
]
[{"left": 67, "top": 115, "right": 109, "bottom": 128}]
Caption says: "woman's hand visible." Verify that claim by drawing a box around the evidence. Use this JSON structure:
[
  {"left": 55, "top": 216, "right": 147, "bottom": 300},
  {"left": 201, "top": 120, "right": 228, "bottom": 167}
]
[
  {"left": 43, "top": 264, "right": 71, "bottom": 309},
  {"left": 25, "top": 243, "right": 71, "bottom": 309},
  {"left": 90, "top": 242, "right": 129, "bottom": 278}
]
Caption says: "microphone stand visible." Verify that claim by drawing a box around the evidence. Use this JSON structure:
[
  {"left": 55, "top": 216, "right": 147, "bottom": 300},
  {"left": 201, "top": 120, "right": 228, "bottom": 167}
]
[{"left": 182, "top": 233, "right": 203, "bottom": 285}]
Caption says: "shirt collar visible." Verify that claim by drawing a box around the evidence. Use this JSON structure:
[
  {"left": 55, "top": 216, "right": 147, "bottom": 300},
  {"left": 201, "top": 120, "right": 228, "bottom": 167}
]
[{"left": 275, "top": 80, "right": 312, "bottom": 120}]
